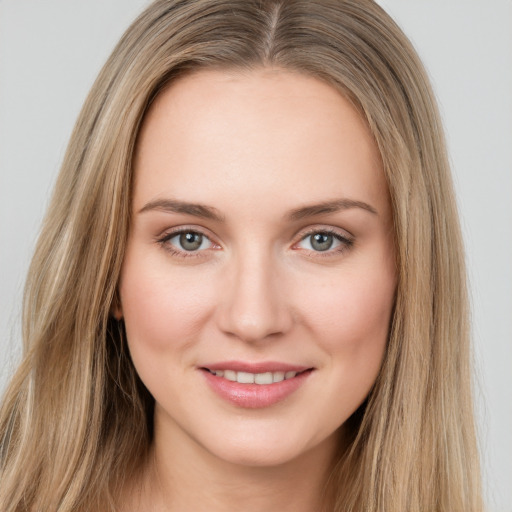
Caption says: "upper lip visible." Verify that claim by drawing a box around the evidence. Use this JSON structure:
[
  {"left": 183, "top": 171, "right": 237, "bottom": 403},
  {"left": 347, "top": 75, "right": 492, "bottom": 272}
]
[{"left": 200, "top": 361, "right": 312, "bottom": 373}]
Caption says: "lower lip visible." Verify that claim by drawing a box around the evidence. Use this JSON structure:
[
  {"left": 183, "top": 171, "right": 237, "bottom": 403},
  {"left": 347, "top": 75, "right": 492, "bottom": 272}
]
[{"left": 202, "top": 369, "right": 313, "bottom": 409}]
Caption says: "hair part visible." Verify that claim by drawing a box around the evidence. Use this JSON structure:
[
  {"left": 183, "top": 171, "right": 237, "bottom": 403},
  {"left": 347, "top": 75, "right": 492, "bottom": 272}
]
[{"left": 0, "top": 1, "right": 482, "bottom": 510}]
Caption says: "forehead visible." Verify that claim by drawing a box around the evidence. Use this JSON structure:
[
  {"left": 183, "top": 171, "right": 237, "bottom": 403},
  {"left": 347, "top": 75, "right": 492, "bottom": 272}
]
[{"left": 133, "top": 68, "right": 389, "bottom": 219}]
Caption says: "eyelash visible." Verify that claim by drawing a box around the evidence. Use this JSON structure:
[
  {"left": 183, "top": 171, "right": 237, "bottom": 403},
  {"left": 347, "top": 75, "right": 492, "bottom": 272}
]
[
  {"left": 293, "top": 228, "right": 354, "bottom": 257},
  {"left": 157, "top": 227, "right": 217, "bottom": 258},
  {"left": 156, "top": 227, "right": 354, "bottom": 259}
]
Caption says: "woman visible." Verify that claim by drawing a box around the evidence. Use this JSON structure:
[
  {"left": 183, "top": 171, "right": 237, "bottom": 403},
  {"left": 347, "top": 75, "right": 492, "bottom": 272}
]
[{"left": 0, "top": 1, "right": 483, "bottom": 511}]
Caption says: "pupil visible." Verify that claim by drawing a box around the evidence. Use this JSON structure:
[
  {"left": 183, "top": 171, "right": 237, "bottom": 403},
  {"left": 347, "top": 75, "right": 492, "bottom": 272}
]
[
  {"left": 180, "top": 232, "right": 202, "bottom": 251},
  {"left": 311, "top": 233, "right": 333, "bottom": 251}
]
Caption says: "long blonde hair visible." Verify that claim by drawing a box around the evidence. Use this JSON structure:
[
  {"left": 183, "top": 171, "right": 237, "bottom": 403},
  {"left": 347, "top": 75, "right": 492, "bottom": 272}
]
[{"left": 0, "top": 1, "right": 482, "bottom": 510}]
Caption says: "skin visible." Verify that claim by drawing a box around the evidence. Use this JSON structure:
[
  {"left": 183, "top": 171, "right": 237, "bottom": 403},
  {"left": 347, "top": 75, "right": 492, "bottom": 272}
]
[{"left": 117, "top": 68, "right": 396, "bottom": 511}]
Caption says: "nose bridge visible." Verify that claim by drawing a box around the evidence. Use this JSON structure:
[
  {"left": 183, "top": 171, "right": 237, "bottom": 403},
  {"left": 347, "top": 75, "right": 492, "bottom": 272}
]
[{"left": 217, "top": 243, "right": 291, "bottom": 342}]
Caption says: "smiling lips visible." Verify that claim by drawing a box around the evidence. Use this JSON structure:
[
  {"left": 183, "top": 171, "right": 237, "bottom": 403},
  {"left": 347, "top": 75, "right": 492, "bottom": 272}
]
[
  {"left": 201, "top": 362, "right": 313, "bottom": 408},
  {"left": 206, "top": 368, "right": 302, "bottom": 384}
]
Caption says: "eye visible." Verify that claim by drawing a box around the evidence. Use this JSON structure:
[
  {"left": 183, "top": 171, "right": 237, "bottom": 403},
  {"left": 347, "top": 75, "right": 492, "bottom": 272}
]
[
  {"left": 161, "top": 230, "right": 214, "bottom": 253},
  {"left": 295, "top": 229, "right": 353, "bottom": 254}
]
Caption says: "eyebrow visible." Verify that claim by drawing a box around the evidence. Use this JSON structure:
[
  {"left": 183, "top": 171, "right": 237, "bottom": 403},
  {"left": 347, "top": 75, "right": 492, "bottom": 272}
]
[
  {"left": 138, "top": 197, "right": 377, "bottom": 222},
  {"left": 286, "top": 198, "right": 378, "bottom": 221},
  {"left": 138, "top": 198, "right": 225, "bottom": 222}
]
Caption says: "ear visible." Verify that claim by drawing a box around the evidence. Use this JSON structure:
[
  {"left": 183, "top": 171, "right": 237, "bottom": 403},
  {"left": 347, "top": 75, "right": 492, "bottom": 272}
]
[{"left": 111, "top": 291, "right": 123, "bottom": 320}]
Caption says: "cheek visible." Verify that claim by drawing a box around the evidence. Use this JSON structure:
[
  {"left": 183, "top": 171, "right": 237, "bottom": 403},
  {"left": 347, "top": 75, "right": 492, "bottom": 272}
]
[
  {"left": 118, "top": 254, "right": 216, "bottom": 356},
  {"left": 302, "top": 260, "right": 395, "bottom": 376},
  {"left": 297, "top": 266, "right": 395, "bottom": 431}
]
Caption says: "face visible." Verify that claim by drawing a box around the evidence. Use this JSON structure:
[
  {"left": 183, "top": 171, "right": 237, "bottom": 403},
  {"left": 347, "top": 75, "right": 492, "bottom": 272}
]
[{"left": 118, "top": 69, "right": 396, "bottom": 468}]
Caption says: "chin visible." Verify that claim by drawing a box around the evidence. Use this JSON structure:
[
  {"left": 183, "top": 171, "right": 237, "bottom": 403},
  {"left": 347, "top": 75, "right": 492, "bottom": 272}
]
[{"left": 193, "top": 419, "right": 338, "bottom": 469}]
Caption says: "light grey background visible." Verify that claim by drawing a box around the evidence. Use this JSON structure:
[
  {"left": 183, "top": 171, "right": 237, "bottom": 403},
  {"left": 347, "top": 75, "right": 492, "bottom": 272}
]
[{"left": 1, "top": 1, "right": 511, "bottom": 510}]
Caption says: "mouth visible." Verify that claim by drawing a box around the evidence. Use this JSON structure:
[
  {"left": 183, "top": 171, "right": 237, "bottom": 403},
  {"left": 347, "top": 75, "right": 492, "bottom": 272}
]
[
  {"left": 201, "top": 367, "right": 312, "bottom": 385},
  {"left": 200, "top": 363, "right": 314, "bottom": 408}
]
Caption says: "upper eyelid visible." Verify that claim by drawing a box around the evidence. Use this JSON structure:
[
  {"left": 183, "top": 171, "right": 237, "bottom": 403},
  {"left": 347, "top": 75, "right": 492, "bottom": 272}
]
[
  {"left": 295, "top": 225, "right": 354, "bottom": 241},
  {"left": 158, "top": 225, "right": 216, "bottom": 241}
]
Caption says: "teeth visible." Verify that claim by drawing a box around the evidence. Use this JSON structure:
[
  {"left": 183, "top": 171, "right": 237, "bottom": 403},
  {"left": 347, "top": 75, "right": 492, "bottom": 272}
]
[
  {"left": 254, "top": 372, "right": 273, "bottom": 384},
  {"left": 210, "top": 369, "right": 299, "bottom": 384},
  {"left": 237, "top": 371, "right": 255, "bottom": 384},
  {"left": 224, "top": 370, "right": 237, "bottom": 381},
  {"left": 273, "top": 371, "right": 285, "bottom": 383}
]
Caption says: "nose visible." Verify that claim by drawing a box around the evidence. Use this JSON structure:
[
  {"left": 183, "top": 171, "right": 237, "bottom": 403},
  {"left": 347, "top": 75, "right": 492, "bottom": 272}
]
[{"left": 216, "top": 250, "right": 293, "bottom": 343}]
